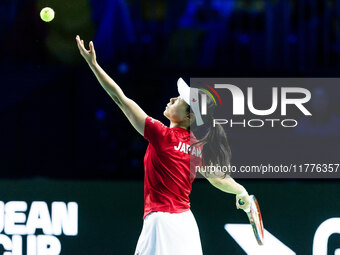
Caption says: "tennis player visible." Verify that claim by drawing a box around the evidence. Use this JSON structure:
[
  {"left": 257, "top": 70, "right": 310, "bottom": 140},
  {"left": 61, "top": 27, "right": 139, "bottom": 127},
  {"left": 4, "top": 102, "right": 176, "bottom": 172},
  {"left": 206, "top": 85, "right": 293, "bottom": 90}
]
[{"left": 76, "top": 36, "right": 251, "bottom": 255}]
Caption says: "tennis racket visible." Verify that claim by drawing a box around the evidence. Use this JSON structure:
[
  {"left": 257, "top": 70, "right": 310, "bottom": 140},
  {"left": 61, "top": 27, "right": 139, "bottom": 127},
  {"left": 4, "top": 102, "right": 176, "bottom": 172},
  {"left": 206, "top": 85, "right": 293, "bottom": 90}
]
[{"left": 239, "top": 195, "right": 264, "bottom": 245}]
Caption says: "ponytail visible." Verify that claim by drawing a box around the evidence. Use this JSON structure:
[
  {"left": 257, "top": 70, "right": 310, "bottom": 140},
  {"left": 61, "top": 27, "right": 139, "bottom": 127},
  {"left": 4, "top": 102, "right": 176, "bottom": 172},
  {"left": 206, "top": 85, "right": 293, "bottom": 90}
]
[
  {"left": 197, "top": 122, "right": 231, "bottom": 167},
  {"left": 187, "top": 97, "right": 232, "bottom": 177}
]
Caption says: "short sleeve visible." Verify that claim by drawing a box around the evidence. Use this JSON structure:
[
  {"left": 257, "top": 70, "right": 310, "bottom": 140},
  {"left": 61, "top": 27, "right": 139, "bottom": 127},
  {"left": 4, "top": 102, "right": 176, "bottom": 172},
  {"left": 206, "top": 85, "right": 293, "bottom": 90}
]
[{"left": 144, "top": 116, "right": 169, "bottom": 150}]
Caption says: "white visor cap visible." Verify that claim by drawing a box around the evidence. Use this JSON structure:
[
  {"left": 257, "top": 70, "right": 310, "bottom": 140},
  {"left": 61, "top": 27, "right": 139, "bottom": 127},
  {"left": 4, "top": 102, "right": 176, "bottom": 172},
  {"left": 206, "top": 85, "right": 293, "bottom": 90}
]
[{"left": 177, "top": 78, "right": 204, "bottom": 126}]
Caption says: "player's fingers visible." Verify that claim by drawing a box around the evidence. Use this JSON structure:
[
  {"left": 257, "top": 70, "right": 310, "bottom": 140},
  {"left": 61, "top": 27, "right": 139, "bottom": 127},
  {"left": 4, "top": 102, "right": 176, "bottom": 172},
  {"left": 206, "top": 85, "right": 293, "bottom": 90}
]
[
  {"left": 240, "top": 200, "right": 250, "bottom": 211},
  {"left": 75, "top": 35, "right": 81, "bottom": 47},
  {"left": 78, "top": 44, "right": 87, "bottom": 55},
  {"left": 80, "top": 39, "right": 85, "bottom": 48},
  {"left": 75, "top": 35, "right": 86, "bottom": 53},
  {"left": 76, "top": 35, "right": 83, "bottom": 46},
  {"left": 78, "top": 40, "right": 89, "bottom": 53},
  {"left": 89, "top": 41, "right": 94, "bottom": 52},
  {"left": 237, "top": 197, "right": 249, "bottom": 210},
  {"left": 76, "top": 40, "right": 83, "bottom": 53},
  {"left": 239, "top": 203, "right": 247, "bottom": 210}
]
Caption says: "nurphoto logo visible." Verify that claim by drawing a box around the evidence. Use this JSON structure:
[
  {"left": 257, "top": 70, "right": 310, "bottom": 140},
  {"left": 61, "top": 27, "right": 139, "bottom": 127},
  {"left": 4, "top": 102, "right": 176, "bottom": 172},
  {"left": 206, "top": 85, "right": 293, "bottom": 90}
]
[{"left": 194, "top": 79, "right": 312, "bottom": 128}]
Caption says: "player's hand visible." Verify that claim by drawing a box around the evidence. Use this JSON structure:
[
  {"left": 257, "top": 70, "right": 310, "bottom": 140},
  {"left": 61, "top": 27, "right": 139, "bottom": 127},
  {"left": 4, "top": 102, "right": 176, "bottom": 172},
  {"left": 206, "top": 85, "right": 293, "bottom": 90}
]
[
  {"left": 75, "top": 35, "right": 97, "bottom": 66},
  {"left": 236, "top": 192, "right": 251, "bottom": 211}
]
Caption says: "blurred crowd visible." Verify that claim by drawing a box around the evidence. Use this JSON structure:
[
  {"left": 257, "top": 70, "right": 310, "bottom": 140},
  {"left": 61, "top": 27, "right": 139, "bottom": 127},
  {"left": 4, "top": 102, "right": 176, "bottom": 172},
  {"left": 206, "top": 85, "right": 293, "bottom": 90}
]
[{"left": 0, "top": 0, "right": 339, "bottom": 179}]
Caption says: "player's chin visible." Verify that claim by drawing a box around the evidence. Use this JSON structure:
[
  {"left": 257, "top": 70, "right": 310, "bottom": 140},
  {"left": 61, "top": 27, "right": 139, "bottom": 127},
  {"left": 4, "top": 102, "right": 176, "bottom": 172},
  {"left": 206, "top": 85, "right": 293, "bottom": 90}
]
[{"left": 164, "top": 109, "right": 171, "bottom": 119}]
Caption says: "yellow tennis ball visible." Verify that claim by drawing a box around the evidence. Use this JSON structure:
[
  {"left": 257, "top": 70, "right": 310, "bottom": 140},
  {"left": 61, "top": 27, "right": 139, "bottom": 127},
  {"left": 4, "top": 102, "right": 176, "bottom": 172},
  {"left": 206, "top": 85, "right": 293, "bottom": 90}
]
[{"left": 40, "top": 7, "right": 55, "bottom": 22}]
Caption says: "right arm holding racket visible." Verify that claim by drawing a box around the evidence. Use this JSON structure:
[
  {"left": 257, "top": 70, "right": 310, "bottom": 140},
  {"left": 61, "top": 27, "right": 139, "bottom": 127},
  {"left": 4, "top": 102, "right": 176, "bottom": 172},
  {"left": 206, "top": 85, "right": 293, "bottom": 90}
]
[
  {"left": 75, "top": 35, "right": 147, "bottom": 136},
  {"left": 206, "top": 174, "right": 265, "bottom": 245}
]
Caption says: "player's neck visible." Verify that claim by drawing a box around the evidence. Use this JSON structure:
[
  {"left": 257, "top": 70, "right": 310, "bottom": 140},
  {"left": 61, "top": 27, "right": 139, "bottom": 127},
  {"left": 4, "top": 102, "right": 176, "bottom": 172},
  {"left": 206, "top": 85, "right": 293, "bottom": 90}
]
[{"left": 169, "top": 121, "right": 189, "bottom": 130}]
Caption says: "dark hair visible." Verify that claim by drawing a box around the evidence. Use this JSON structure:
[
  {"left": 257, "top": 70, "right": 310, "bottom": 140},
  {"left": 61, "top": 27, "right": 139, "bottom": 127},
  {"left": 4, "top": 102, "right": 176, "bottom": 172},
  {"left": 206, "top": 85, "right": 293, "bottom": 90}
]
[{"left": 186, "top": 91, "right": 232, "bottom": 177}]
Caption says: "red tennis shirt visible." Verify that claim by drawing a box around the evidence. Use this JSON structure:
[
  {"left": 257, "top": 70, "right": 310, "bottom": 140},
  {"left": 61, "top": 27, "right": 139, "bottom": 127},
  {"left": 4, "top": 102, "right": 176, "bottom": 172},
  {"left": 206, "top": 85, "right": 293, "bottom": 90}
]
[{"left": 143, "top": 116, "right": 202, "bottom": 219}]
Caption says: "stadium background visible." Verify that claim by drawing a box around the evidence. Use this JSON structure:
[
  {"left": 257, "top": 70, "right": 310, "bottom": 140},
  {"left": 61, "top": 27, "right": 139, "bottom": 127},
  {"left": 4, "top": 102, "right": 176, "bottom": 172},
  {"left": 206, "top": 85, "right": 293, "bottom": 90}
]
[{"left": 0, "top": 0, "right": 340, "bottom": 254}]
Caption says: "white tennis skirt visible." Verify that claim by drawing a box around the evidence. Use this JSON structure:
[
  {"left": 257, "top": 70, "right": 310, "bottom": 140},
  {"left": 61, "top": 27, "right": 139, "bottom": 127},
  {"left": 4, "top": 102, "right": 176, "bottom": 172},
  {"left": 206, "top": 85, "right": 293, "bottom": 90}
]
[{"left": 134, "top": 210, "right": 203, "bottom": 255}]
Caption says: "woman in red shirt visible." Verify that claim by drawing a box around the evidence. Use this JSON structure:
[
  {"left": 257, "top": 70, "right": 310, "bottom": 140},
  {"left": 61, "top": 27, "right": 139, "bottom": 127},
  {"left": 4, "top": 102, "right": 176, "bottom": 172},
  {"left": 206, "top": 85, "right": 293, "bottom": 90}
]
[{"left": 76, "top": 36, "right": 251, "bottom": 255}]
